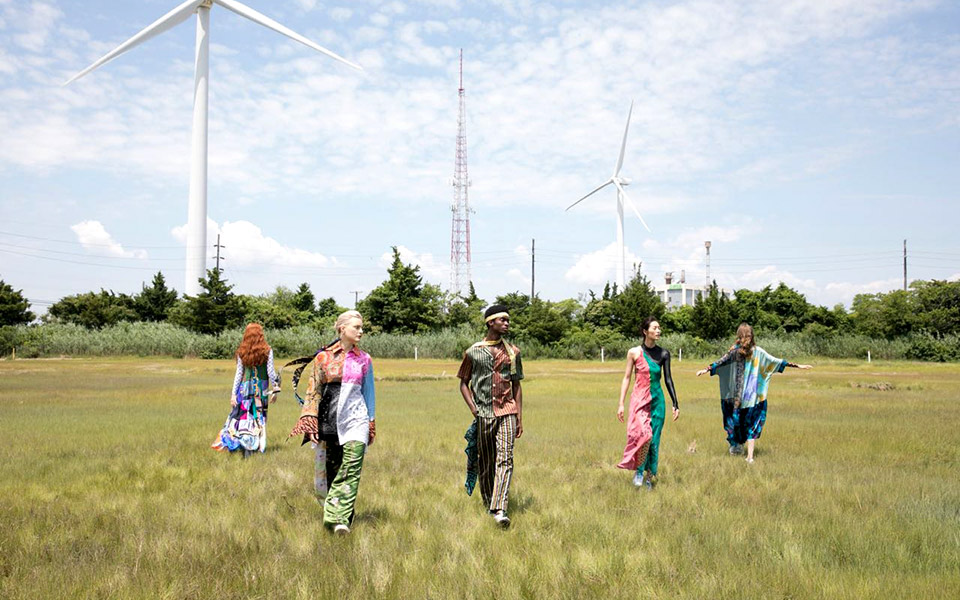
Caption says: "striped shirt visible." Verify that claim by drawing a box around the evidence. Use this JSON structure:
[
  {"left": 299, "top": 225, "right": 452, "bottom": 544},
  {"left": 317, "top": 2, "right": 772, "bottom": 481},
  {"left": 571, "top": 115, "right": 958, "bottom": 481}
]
[{"left": 457, "top": 341, "right": 523, "bottom": 418}]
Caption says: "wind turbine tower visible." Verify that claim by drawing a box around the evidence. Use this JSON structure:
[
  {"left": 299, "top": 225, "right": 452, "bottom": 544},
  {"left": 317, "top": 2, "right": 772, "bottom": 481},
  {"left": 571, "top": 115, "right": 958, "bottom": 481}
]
[
  {"left": 567, "top": 101, "right": 651, "bottom": 290},
  {"left": 449, "top": 49, "right": 472, "bottom": 297},
  {"left": 65, "top": 0, "right": 360, "bottom": 296}
]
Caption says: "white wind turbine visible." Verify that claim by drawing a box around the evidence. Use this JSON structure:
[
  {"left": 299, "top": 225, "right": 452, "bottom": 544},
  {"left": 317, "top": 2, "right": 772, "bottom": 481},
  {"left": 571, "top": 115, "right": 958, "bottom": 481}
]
[
  {"left": 65, "top": 0, "right": 361, "bottom": 295},
  {"left": 567, "top": 100, "right": 651, "bottom": 290}
]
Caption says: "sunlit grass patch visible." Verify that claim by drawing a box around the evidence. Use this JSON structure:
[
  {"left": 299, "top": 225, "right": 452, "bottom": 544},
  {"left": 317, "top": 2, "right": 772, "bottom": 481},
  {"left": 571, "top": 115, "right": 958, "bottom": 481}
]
[{"left": 1, "top": 358, "right": 958, "bottom": 598}]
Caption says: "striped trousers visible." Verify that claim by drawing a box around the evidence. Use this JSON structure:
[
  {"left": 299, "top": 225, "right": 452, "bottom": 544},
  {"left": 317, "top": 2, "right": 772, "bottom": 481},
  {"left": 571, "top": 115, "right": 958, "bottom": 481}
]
[{"left": 476, "top": 414, "right": 517, "bottom": 513}]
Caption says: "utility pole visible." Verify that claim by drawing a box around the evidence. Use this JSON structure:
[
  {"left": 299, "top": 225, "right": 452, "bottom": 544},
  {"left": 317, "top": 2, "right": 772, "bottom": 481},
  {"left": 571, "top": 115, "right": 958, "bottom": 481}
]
[
  {"left": 530, "top": 238, "right": 535, "bottom": 300},
  {"left": 903, "top": 239, "right": 907, "bottom": 291},
  {"left": 213, "top": 234, "right": 225, "bottom": 274},
  {"left": 350, "top": 290, "right": 363, "bottom": 308}
]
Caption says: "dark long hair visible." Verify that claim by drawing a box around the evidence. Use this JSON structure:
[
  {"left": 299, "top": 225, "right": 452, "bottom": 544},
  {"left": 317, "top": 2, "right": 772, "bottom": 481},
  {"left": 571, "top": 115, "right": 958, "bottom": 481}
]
[{"left": 641, "top": 316, "right": 659, "bottom": 340}]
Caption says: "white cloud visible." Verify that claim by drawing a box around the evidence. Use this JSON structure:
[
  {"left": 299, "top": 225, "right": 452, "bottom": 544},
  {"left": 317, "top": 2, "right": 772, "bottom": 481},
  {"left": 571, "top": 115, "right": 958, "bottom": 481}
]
[
  {"left": 171, "top": 219, "right": 336, "bottom": 269},
  {"left": 507, "top": 268, "right": 530, "bottom": 290},
  {"left": 71, "top": 220, "right": 147, "bottom": 259},
  {"left": 565, "top": 242, "right": 643, "bottom": 286},
  {"left": 330, "top": 7, "right": 353, "bottom": 22},
  {"left": 379, "top": 245, "right": 447, "bottom": 284}
]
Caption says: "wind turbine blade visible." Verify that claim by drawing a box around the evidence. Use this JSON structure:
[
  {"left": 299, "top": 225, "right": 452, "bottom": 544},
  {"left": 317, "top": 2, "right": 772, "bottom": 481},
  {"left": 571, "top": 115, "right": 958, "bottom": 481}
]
[
  {"left": 214, "top": 0, "right": 362, "bottom": 70},
  {"left": 566, "top": 179, "right": 613, "bottom": 211},
  {"left": 64, "top": 0, "right": 203, "bottom": 85},
  {"left": 613, "top": 179, "right": 651, "bottom": 232},
  {"left": 613, "top": 100, "right": 634, "bottom": 176}
]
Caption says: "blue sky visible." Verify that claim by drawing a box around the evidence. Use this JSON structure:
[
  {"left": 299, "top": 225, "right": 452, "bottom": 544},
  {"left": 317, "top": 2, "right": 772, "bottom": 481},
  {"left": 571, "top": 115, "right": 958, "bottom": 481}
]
[{"left": 1, "top": 0, "right": 958, "bottom": 313}]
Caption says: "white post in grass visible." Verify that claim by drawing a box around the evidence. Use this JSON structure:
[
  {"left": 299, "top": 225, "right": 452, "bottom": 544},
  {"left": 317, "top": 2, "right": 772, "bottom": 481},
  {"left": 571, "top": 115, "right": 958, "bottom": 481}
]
[
  {"left": 867, "top": 350, "right": 871, "bottom": 363},
  {"left": 601, "top": 347, "right": 605, "bottom": 363},
  {"left": 679, "top": 347, "right": 682, "bottom": 362},
  {"left": 414, "top": 346, "right": 418, "bottom": 361}
]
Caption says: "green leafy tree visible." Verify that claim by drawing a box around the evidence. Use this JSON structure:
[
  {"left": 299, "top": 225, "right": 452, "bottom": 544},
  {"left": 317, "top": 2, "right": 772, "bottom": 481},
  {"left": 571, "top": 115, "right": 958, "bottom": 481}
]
[
  {"left": 767, "top": 283, "right": 811, "bottom": 332},
  {"left": 133, "top": 272, "right": 178, "bottom": 322},
  {"left": 522, "top": 298, "right": 572, "bottom": 344},
  {"left": 0, "top": 279, "right": 34, "bottom": 326},
  {"left": 316, "top": 297, "right": 345, "bottom": 319},
  {"left": 359, "top": 247, "right": 443, "bottom": 333},
  {"left": 608, "top": 270, "right": 665, "bottom": 337},
  {"left": 660, "top": 304, "right": 694, "bottom": 334},
  {"left": 733, "top": 287, "right": 780, "bottom": 332},
  {"left": 47, "top": 290, "right": 137, "bottom": 329},
  {"left": 691, "top": 281, "right": 737, "bottom": 340},
  {"left": 912, "top": 279, "right": 960, "bottom": 336},
  {"left": 242, "top": 294, "right": 299, "bottom": 329},
  {"left": 171, "top": 269, "right": 244, "bottom": 334},
  {"left": 292, "top": 283, "right": 316, "bottom": 314},
  {"left": 445, "top": 282, "right": 486, "bottom": 328}
]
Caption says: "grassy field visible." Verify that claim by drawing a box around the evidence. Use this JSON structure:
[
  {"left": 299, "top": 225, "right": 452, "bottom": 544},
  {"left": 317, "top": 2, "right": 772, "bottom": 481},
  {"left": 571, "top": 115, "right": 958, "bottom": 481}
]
[{"left": 1, "top": 356, "right": 958, "bottom": 599}]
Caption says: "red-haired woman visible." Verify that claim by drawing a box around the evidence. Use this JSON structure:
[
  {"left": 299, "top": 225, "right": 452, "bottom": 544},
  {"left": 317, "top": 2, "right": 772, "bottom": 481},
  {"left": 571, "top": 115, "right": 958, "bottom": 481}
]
[{"left": 212, "top": 323, "right": 281, "bottom": 455}]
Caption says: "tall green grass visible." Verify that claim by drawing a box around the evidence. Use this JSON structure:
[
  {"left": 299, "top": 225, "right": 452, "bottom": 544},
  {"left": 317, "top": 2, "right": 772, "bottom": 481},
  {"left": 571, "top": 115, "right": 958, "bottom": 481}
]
[
  {"left": 1, "top": 322, "right": 954, "bottom": 361},
  {"left": 1, "top": 358, "right": 958, "bottom": 598}
]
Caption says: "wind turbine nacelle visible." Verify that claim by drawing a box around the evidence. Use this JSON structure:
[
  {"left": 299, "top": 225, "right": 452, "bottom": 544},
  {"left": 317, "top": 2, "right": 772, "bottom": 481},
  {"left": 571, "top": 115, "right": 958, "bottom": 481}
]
[{"left": 619, "top": 177, "right": 632, "bottom": 186}]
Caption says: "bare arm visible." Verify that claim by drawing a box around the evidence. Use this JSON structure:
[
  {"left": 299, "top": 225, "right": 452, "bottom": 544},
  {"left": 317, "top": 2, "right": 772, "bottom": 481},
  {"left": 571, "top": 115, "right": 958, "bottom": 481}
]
[
  {"left": 459, "top": 379, "right": 478, "bottom": 418},
  {"left": 513, "top": 380, "right": 523, "bottom": 438},
  {"left": 617, "top": 349, "right": 636, "bottom": 423}
]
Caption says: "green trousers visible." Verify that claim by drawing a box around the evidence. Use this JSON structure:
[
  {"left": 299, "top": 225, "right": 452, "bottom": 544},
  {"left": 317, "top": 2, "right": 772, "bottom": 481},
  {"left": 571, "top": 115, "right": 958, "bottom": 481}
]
[{"left": 323, "top": 441, "right": 366, "bottom": 526}]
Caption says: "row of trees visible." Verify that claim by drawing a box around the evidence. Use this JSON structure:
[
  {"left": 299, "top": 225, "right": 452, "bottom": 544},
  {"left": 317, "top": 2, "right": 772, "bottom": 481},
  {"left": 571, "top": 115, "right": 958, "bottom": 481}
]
[
  {"left": 2, "top": 247, "right": 958, "bottom": 345},
  {"left": 0, "top": 271, "right": 345, "bottom": 334}
]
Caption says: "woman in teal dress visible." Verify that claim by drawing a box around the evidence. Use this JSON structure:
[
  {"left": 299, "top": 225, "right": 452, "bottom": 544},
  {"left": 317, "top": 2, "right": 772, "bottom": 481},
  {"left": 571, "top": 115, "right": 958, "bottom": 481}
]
[{"left": 617, "top": 317, "right": 680, "bottom": 489}]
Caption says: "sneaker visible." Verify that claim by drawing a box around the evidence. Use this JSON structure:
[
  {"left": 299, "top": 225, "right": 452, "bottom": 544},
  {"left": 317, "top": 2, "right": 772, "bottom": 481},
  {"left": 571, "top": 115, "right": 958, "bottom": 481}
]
[
  {"left": 333, "top": 524, "right": 351, "bottom": 535},
  {"left": 643, "top": 478, "right": 654, "bottom": 491},
  {"left": 632, "top": 471, "right": 644, "bottom": 487},
  {"left": 729, "top": 444, "right": 743, "bottom": 455},
  {"left": 745, "top": 457, "right": 754, "bottom": 464},
  {"left": 493, "top": 510, "right": 511, "bottom": 528}
]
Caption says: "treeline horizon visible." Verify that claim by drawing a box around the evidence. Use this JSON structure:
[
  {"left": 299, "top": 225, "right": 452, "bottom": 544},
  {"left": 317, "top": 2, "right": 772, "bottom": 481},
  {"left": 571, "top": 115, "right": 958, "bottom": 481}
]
[{"left": 2, "top": 247, "right": 958, "bottom": 361}]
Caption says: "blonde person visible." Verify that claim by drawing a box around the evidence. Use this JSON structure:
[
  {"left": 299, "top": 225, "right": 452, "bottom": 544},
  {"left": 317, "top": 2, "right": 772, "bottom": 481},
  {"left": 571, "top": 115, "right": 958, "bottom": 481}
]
[
  {"left": 458, "top": 304, "right": 524, "bottom": 528},
  {"left": 212, "top": 323, "right": 280, "bottom": 456},
  {"left": 696, "top": 323, "right": 811, "bottom": 463},
  {"left": 617, "top": 317, "right": 680, "bottom": 489},
  {"left": 290, "top": 310, "right": 376, "bottom": 535}
]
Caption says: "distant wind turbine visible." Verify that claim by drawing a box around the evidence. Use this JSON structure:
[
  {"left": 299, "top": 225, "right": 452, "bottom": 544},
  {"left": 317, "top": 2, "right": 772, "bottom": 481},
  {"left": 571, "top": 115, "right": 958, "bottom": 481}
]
[
  {"left": 566, "top": 100, "right": 651, "bottom": 290},
  {"left": 65, "top": 0, "right": 361, "bottom": 295}
]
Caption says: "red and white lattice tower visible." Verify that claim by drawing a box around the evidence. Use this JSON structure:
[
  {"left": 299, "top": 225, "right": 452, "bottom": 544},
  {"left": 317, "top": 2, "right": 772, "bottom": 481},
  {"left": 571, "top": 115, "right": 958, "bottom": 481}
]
[{"left": 449, "top": 49, "right": 472, "bottom": 296}]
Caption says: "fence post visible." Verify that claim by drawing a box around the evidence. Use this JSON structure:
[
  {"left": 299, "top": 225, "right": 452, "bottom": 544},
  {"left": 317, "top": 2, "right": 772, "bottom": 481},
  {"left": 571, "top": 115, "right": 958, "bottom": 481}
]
[
  {"left": 867, "top": 350, "right": 871, "bottom": 363},
  {"left": 679, "top": 347, "right": 682, "bottom": 362},
  {"left": 11, "top": 347, "right": 15, "bottom": 360},
  {"left": 601, "top": 347, "right": 605, "bottom": 363},
  {"left": 415, "top": 346, "right": 418, "bottom": 361}
]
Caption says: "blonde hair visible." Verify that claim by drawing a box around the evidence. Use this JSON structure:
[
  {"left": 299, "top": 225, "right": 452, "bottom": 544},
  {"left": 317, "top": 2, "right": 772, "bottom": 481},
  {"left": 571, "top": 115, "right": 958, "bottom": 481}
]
[
  {"left": 334, "top": 310, "right": 363, "bottom": 336},
  {"left": 734, "top": 322, "right": 755, "bottom": 359}
]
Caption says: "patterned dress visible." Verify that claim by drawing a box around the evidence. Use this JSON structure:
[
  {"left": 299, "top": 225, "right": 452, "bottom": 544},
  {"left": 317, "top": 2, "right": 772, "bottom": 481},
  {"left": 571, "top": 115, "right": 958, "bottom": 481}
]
[
  {"left": 211, "top": 349, "right": 279, "bottom": 454},
  {"left": 617, "top": 344, "right": 678, "bottom": 477},
  {"left": 710, "top": 345, "right": 789, "bottom": 444}
]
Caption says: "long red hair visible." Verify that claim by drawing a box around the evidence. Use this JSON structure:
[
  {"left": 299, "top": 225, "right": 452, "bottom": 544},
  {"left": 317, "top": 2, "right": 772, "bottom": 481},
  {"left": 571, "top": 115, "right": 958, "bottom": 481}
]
[{"left": 236, "top": 323, "right": 271, "bottom": 367}]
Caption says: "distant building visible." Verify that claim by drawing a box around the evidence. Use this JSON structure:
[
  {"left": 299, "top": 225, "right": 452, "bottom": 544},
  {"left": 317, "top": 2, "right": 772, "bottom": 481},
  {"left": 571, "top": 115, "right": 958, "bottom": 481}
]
[{"left": 655, "top": 270, "right": 732, "bottom": 309}]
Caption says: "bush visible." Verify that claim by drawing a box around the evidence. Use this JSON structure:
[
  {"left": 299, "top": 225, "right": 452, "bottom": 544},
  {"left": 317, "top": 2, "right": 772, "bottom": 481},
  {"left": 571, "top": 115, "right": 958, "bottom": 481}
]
[{"left": 905, "top": 333, "right": 960, "bottom": 362}]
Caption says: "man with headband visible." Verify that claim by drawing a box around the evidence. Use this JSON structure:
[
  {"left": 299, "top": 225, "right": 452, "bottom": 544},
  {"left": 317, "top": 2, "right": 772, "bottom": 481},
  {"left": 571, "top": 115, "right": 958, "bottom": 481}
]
[{"left": 457, "top": 304, "right": 524, "bottom": 528}]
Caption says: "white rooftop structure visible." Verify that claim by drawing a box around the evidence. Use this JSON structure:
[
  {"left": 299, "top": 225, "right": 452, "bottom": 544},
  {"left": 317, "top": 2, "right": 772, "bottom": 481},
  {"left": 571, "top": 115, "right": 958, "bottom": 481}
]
[{"left": 655, "top": 270, "right": 732, "bottom": 309}]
